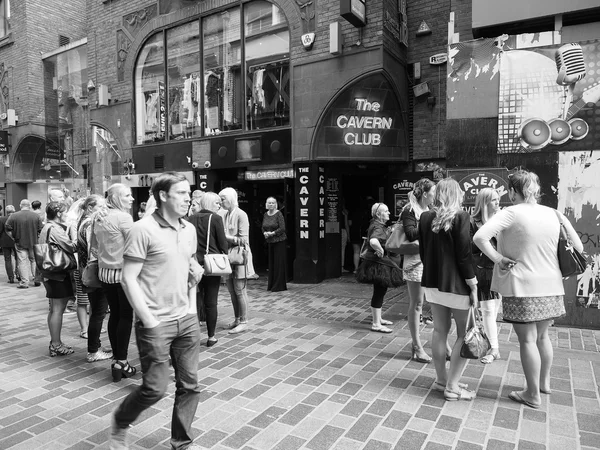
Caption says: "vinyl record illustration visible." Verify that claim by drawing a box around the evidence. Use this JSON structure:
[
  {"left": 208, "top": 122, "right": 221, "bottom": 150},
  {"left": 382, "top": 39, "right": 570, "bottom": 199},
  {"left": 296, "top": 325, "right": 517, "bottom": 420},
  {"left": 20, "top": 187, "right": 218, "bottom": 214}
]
[
  {"left": 548, "top": 118, "right": 572, "bottom": 145},
  {"left": 568, "top": 118, "right": 589, "bottom": 140},
  {"left": 518, "top": 118, "right": 552, "bottom": 150}
]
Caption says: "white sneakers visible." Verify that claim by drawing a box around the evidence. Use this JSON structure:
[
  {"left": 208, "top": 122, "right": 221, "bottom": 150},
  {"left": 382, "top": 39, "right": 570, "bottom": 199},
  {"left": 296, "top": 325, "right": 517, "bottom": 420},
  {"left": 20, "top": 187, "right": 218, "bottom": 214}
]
[{"left": 228, "top": 322, "right": 248, "bottom": 334}]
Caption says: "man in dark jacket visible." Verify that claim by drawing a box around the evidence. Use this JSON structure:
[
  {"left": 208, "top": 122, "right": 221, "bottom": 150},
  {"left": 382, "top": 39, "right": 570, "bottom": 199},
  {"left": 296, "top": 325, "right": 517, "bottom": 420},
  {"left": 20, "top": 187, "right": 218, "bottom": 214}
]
[
  {"left": 5, "top": 199, "right": 43, "bottom": 288},
  {"left": 0, "top": 205, "right": 18, "bottom": 283}
]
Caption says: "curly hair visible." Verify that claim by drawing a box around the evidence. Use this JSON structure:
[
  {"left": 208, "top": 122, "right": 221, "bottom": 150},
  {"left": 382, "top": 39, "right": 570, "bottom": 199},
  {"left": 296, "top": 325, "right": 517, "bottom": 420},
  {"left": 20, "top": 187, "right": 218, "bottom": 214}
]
[{"left": 431, "top": 178, "right": 464, "bottom": 233}]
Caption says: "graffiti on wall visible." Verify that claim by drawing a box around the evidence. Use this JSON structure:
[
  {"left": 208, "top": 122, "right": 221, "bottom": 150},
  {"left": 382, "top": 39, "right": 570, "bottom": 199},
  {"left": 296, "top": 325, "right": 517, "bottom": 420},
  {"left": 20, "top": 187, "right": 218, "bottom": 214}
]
[{"left": 557, "top": 150, "right": 600, "bottom": 308}]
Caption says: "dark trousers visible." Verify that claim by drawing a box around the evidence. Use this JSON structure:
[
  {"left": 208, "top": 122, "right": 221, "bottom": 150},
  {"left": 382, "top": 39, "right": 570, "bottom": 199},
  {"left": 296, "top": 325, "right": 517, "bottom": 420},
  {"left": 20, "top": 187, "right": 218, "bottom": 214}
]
[
  {"left": 2, "top": 247, "right": 16, "bottom": 280},
  {"left": 197, "top": 275, "right": 221, "bottom": 338},
  {"left": 87, "top": 288, "right": 109, "bottom": 353},
  {"left": 114, "top": 314, "right": 201, "bottom": 449},
  {"left": 267, "top": 240, "right": 287, "bottom": 292},
  {"left": 371, "top": 284, "right": 388, "bottom": 308},
  {"left": 102, "top": 282, "right": 133, "bottom": 361}
]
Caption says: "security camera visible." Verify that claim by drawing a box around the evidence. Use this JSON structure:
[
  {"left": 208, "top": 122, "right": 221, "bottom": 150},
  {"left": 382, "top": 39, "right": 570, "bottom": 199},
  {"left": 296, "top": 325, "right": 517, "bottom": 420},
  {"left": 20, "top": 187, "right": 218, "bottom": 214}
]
[
  {"left": 204, "top": 161, "right": 211, "bottom": 169},
  {"left": 191, "top": 162, "right": 199, "bottom": 169}
]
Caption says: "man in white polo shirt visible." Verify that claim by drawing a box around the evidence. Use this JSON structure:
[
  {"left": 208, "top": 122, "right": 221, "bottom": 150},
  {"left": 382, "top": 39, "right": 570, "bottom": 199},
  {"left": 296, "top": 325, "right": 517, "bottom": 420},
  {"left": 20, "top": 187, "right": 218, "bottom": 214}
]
[{"left": 109, "top": 171, "right": 203, "bottom": 450}]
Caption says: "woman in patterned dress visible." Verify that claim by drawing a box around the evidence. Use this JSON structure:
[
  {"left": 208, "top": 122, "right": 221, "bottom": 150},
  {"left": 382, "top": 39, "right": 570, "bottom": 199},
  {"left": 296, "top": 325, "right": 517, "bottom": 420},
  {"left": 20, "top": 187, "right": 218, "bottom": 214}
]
[{"left": 474, "top": 170, "right": 583, "bottom": 408}]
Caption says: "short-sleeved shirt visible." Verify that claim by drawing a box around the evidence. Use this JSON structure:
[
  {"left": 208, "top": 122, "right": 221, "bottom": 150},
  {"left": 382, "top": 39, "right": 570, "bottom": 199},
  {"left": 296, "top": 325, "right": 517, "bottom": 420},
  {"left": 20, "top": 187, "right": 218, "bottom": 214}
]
[{"left": 123, "top": 211, "right": 197, "bottom": 321}]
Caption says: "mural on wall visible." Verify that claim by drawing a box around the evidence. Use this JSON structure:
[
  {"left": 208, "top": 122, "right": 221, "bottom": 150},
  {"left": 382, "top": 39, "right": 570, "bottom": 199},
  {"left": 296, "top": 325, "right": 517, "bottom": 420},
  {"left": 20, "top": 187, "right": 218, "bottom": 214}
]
[
  {"left": 497, "top": 41, "right": 600, "bottom": 153},
  {"left": 557, "top": 151, "right": 600, "bottom": 309}
]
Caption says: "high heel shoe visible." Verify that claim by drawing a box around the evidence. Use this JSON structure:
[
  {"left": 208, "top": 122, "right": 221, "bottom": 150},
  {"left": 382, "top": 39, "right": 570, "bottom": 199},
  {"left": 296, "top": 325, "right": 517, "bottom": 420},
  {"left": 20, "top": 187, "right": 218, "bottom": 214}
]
[
  {"left": 112, "top": 361, "right": 137, "bottom": 382},
  {"left": 411, "top": 346, "right": 432, "bottom": 363},
  {"left": 49, "top": 342, "right": 74, "bottom": 357}
]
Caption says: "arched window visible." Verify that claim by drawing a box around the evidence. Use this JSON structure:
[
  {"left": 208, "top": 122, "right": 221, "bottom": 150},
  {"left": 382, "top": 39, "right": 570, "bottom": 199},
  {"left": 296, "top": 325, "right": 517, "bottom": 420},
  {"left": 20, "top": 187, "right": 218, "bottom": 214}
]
[{"left": 133, "top": 1, "right": 290, "bottom": 144}]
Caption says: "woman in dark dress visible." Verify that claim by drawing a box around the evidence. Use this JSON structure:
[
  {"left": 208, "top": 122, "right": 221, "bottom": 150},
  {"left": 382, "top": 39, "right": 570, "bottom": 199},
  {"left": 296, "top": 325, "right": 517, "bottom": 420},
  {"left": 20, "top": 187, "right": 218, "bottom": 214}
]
[
  {"left": 41, "top": 202, "right": 78, "bottom": 357},
  {"left": 262, "top": 197, "right": 287, "bottom": 292},
  {"left": 187, "top": 192, "right": 229, "bottom": 347},
  {"left": 356, "top": 202, "right": 403, "bottom": 333}
]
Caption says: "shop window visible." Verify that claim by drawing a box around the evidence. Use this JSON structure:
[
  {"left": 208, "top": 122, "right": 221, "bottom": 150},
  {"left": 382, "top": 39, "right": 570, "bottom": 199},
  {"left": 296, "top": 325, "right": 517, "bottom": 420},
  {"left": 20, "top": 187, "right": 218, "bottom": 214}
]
[
  {"left": 244, "top": 1, "right": 290, "bottom": 130},
  {"left": 203, "top": 8, "right": 242, "bottom": 135},
  {"left": 167, "top": 22, "right": 202, "bottom": 140},
  {"left": 0, "top": 0, "right": 9, "bottom": 39},
  {"left": 135, "top": 33, "right": 166, "bottom": 145}
]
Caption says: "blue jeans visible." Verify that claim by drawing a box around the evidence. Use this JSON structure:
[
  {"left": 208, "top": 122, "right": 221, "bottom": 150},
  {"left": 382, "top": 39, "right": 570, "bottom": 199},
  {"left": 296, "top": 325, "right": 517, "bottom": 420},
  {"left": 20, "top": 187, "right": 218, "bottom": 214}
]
[{"left": 114, "top": 313, "right": 201, "bottom": 449}]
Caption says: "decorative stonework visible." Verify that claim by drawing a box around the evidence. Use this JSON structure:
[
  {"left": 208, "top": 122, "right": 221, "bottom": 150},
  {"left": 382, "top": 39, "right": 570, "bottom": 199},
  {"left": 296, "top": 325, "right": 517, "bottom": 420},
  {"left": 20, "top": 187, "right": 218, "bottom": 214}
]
[
  {"left": 295, "top": 0, "right": 316, "bottom": 33},
  {"left": 116, "top": 30, "right": 132, "bottom": 82},
  {"left": 0, "top": 63, "right": 9, "bottom": 112},
  {"left": 123, "top": 4, "right": 158, "bottom": 37}
]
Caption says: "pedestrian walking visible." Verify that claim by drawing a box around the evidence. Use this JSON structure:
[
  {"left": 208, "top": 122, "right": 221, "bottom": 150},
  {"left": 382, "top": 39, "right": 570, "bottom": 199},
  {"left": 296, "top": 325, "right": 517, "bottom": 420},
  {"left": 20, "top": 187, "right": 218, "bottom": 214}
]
[
  {"left": 355, "top": 202, "right": 403, "bottom": 333},
  {"left": 474, "top": 170, "right": 583, "bottom": 408},
  {"left": 470, "top": 188, "right": 502, "bottom": 364},
  {"left": 77, "top": 195, "right": 112, "bottom": 363},
  {"left": 219, "top": 187, "right": 255, "bottom": 334},
  {"left": 262, "top": 196, "right": 287, "bottom": 292},
  {"left": 419, "top": 178, "right": 478, "bottom": 401},
  {"left": 5, "top": 199, "right": 43, "bottom": 288},
  {"left": 0, "top": 205, "right": 18, "bottom": 283},
  {"left": 40, "top": 202, "right": 78, "bottom": 357},
  {"left": 94, "top": 183, "right": 136, "bottom": 382},
  {"left": 110, "top": 172, "right": 203, "bottom": 450},
  {"left": 187, "top": 191, "right": 228, "bottom": 347}
]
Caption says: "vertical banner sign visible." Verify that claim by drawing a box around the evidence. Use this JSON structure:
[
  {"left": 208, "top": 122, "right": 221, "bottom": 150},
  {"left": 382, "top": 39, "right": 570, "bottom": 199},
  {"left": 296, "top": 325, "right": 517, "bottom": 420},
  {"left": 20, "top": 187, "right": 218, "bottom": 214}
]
[
  {"left": 389, "top": 172, "right": 433, "bottom": 219},
  {"left": 297, "top": 165, "right": 311, "bottom": 241},
  {"left": 158, "top": 81, "right": 166, "bottom": 136},
  {"left": 0, "top": 130, "right": 8, "bottom": 154},
  {"left": 318, "top": 166, "right": 326, "bottom": 241}
]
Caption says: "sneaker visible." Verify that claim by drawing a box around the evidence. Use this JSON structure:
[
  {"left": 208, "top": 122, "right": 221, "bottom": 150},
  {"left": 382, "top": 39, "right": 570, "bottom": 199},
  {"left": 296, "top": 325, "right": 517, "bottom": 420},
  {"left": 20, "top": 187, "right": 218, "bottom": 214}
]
[
  {"left": 64, "top": 307, "right": 76, "bottom": 314},
  {"left": 109, "top": 413, "right": 130, "bottom": 450},
  {"left": 228, "top": 322, "right": 247, "bottom": 334},
  {"left": 87, "top": 350, "right": 113, "bottom": 363},
  {"left": 227, "top": 321, "right": 240, "bottom": 330}
]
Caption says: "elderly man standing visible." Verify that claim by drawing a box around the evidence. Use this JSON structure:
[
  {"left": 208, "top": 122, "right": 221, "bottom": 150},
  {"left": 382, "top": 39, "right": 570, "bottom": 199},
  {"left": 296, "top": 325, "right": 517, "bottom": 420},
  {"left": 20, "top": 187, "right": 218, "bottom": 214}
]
[
  {"left": 0, "top": 205, "right": 18, "bottom": 283},
  {"left": 5, "top": 199, "right": 43, "bottom": 288},
  {"left": 110, "top": 172, "right": 203, "bottom": 450}
]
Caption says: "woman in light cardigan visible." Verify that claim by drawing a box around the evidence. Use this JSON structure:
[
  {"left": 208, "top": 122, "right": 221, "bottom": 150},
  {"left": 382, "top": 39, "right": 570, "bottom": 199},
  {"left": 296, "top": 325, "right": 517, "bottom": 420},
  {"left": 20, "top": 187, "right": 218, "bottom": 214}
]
[
  {"left": 474, "top": 170, "right": 583, "bottom": 408},
  {"left": 94, "top": 183, "right": 136, "bottom": 382},
  {"left": 219, "top": 187, "right": 255, "bottom": 334}
]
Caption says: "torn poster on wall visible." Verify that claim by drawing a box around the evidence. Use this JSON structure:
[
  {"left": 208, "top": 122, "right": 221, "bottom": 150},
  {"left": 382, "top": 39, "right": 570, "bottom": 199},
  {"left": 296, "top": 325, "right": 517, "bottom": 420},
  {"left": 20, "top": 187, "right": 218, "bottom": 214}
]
[{"left": 557, "top": 150, "right": 600, "bottom": 308}]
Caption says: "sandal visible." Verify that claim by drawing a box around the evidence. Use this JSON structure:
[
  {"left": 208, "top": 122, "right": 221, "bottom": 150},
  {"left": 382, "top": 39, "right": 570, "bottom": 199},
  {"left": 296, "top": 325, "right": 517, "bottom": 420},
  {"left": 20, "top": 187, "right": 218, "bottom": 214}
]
[
  {"left": 371, "top": 324, "right": 392, "bottom": 333},
  {"left": 112, "top": 361, "right": 137, "bottom": 382},
  {"left": 444, "top": 387, "right": 476, "bottom": 401},
  {"left": 49, "top": 342, "right": 74, "bottom": 357},
  {"left": 432, "top": 381, "right": 468, "bottom": 392},
  {"left": 412, "top": 346, "right": 432, "bottom": 363},
  {"left": 480, "top": 349, "right": 500, "bottom": 364},
  {"left": 80, "top": 331, "right": 88, "bottom": 339}
]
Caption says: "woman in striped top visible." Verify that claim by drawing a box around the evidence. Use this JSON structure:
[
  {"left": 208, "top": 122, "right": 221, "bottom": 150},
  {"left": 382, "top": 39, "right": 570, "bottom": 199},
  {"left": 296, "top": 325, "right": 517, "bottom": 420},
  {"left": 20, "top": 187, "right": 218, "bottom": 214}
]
[{"left": 94, "top": 184, "right": 136, "bottom": 382}]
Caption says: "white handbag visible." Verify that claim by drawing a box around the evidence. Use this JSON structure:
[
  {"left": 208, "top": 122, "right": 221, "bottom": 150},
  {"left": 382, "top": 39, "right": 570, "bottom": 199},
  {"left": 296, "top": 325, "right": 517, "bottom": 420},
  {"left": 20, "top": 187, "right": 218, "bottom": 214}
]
[{"left": 203, "top": 214, "right": 232, "bottom": 276}]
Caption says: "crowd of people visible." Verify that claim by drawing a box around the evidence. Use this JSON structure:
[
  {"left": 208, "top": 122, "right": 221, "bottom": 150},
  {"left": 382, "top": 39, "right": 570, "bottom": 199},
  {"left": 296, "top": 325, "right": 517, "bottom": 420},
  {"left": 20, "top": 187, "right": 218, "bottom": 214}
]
[
  {"left": 0, "top": 168, "right": 583, "bottom": 447},
  {"left": 356, "top": 170, "right": 583, "bottom": 407}
]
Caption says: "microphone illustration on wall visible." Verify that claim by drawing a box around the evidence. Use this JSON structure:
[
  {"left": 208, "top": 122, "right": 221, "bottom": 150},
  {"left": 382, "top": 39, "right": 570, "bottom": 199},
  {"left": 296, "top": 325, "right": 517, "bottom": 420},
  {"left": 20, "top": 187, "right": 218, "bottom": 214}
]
[{"left": 517, "top": 43, "right": 595, "bottom": 151}]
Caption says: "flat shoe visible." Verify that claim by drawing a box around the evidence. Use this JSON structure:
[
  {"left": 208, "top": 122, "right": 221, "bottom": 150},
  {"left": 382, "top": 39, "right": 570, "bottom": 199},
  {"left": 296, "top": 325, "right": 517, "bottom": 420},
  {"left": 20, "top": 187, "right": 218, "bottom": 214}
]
[
  {"left": 481, "top": 350, "right": 500, "bottom": 364},
  {"left": 508, "top": 391, "right": 540, "bottom": 409},
  {"left": 371, "top": 325, "right": 392, "bottom": 333},
  {"left": 207, "top": 338, "right": 218, "bottom": 347},
  {"left": 444, "top": 387, "right": 476, "bottom": 401},
  {"left": 432, "top": 381, "right": 468, "bottom": 392},
  {"left": 540, "top": 388, "right": 552, "bottom": 394}
]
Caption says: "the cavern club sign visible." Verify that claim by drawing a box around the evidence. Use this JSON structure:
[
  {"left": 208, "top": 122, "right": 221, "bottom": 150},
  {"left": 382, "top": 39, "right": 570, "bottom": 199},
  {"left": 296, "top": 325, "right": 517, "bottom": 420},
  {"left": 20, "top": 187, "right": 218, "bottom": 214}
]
[{"left": 447, "top": 168, "right": 511, "bottom": 207}]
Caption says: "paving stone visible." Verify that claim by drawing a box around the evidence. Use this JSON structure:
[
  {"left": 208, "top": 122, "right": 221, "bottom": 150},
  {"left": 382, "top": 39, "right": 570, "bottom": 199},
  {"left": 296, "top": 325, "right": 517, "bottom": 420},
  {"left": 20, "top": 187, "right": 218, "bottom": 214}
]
[
  {"left": 302, "top": 392, "right": 329, "bottom": 406},
  {"left": 579, "top": 432, "right": 600, "bottom": 449},
  {"left": 550, "top": 391, "right": 574, "bottom": 407},
  {"left": 435, "top": 415, "right": 462, "bottom": 432},
  {"left": 344, "top": 413, "right": 381, "bottom": 442},
  {"left": 517, "top": 440, "right": 547, "bottom": 450},
  {"left": 248, "top": 406, "right": 287, "bottom": 428},
  {"left": 278, "top": 404, "right": 315, "bottom": 426},
  {"left": 486, "top": 439, "right": 516, "bottom": 449},
  {"left": 455, "top": 441, "right": 484, "bottom": 450},
  {"left": 339, "top": 399, "right": 370, "bottom": 418},
  {"left": 221, "top": 425, "right": 260, "bottom": 449},
  {"left": 423, "top": 442, "right": 453, "bottom": 450},
  {"left": 366, "top": 399, "right": 395, "bottom": 417},
  {"left": 393, "top": 430, "right": 428, "bottom": 450},
  {"left": 415, "top": 405, "right": 441, "bottom": 422},
  {"left": 196, "top": 429, "right": 229, "bottom": 447},
  {"left": 305, "top": 425, "right": 345, "bottom": 450},
  {"left": 363, "top": 440, "right": 393, "bottom": 450},
  {"left": 493, "top": 407, "right": 520, "bottom": 430}
]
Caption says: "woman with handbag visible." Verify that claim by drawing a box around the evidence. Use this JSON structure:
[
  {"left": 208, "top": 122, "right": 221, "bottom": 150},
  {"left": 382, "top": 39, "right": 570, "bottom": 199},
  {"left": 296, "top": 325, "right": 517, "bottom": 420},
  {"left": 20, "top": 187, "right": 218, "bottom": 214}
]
[
  {"left": 470, "top": 188, "right": 502, "bottom": 364},
  {"left": 219, "top": 187, "right": 255, "bottom": 334},
  {"left": 187, "top": 192, "right": 228, "bottom": 347},
  {"left": 94, "top": 183, "right": 137, "bottom": 382},
  {"left": 474, "top": 170, "right": 583, "bottom": 408},
  {"left": 41, "top": 202, "right": 78, "bottom": 357},
  {"left": 77, "top": 195, "right": 112, "bottom": 363},
  {"left": 355, "top": 202, "right": 403, "bottom": 333},
  {"left": 400, "top": 178, "right": 438, "bottom": 362},
  {"left": 418, "top": 178, "right": 478, "bottom": 401},
  {"left": 262, "top": 196, "right": 287, "bottom": 292}
]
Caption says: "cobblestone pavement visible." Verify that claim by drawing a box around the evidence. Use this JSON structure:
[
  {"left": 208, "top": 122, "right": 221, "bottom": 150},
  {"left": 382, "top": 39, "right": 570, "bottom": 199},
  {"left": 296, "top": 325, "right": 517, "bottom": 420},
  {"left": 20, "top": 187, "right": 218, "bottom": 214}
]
[{"left": 1, "top": 271, "right": 600, "bottom": 450}]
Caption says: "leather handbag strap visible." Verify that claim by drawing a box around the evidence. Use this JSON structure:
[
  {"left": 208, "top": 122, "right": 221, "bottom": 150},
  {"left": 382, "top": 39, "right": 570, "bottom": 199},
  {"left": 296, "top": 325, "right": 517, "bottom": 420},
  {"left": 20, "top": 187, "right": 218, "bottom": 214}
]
[
  {"left": 553, "top": 210, "right": 570, "bottom": 243},
  {"left": 205, "top": 214, "right": 212, "bottom": 256}
]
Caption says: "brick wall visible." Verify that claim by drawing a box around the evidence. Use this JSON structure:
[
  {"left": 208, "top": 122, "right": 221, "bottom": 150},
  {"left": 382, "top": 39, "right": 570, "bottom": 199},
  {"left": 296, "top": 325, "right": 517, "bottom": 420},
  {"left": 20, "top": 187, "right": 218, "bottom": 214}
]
[{"left": 407, "top": 0, "right": 450, "bottom": 161}]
